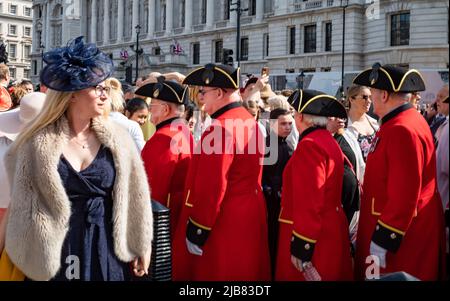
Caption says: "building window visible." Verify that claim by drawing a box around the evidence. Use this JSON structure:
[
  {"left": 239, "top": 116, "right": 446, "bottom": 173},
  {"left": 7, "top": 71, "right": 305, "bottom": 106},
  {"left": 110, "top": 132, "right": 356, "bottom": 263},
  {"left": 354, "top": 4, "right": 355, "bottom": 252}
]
[
  {"left": 325, "top": 22, "right": 332, "bottom": 52},
  {"left": 153, "top": 46, "right": 161, "bottom": 55},
  {"left": 289, "top": 26, "right": 296, "bottom": 55},
  {"left": 240, "top": 37, "right": 249, "bottom": 61},
  {"left": 24, "top": 45, "right": 31, "bottom": 59},
  {"left": 193, "top": 42, "right": 200, "bottom": 65},
  {"left": 9, "top": 44, "right": 17, "bottom": 59},
  {"left": 0, "top": 3, "right": 3, "bottom": 14},
  {"left": 224, "top": 0, "right": 231, "bottom": 20},
  {"left": 201, "top": 0, "right": 207, "bottom": 24},
  {"left": 304, "top": 24, "right": 317, "bottom": 53},
  {"left": 263, "top": 33, "right": 269, "bottom": 58},
  {"left": 9, "top": 4, "right": 17, "bottom": 15},
  {"left": 214, "top": 40, "right": 223, "bottom": 63},
  {"left": 24, "top": 69, "right": 30, "bottom": 79},
  {"left": 391, "top": 12, "right": 410, "bottom": 46},
  {"left": 33, "top": 60, "right": 37, "bottom": 75},
  {"left": 10, "top": 68, "right": 16, "bottom": 79},
  {"left": 24, "top": 7, "right": 32, "bottom": 17},
  {"left": 9, "top": 25, "right": 17, "bottom": 36},
  {"left": 24, "top": 27, "right": 32, "bottom": 37},
  {"left": 248, "top": 0, "right": 257, "bottom": 16}
]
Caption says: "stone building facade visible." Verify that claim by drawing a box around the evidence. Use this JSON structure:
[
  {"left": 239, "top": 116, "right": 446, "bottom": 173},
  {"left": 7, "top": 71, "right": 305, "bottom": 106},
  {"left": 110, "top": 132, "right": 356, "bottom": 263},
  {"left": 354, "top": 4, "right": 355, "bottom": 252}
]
[
  {"left": 30, "top": 0, "right": 448, "bottom": 93},
  {"left": 0, "top": 0, "right": 33, "bottom": 81}
]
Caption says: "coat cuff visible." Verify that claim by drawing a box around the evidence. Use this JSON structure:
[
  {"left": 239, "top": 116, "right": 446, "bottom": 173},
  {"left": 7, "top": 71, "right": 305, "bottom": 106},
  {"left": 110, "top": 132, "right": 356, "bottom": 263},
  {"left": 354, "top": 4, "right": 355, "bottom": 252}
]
[
  {"left": 290, "top": 231, "right": 316, "bottom": 262},
  {"left": 371, "top": 220, "right": 405, "bottom": 253},
  {"left": 186, "top": 217, "right": 211, "bottom": 247}
]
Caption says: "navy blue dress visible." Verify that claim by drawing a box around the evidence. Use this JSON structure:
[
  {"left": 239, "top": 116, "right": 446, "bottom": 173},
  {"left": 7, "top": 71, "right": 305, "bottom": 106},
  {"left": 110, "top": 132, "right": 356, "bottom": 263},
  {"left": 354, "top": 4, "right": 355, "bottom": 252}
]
[{"left": 51, "top": 145, "right": 131, "bottom": 281}]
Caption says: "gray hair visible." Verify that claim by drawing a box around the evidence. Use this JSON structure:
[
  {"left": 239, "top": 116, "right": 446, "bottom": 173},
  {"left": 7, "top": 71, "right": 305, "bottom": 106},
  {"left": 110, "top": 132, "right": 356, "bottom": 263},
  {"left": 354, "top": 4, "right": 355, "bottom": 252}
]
[
  {"left": 302, "top": 113, "right": 329, "bottom": 128},
  {"left": 267, "top": 95, "right": 290, "bottom": 110},
  {"left": 168, "top": 102, "right": 185, "bottom": 116}
]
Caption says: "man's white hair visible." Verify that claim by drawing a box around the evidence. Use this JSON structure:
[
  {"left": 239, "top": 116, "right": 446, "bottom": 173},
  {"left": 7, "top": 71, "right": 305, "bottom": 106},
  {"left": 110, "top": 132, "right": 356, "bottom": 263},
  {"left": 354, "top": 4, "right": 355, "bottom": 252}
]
[
  {"left": 168, "top": 102, "right": 185, "bottom": 116},
  {"left": 302, "top": 113, "right": 328, "bottom": 128}
]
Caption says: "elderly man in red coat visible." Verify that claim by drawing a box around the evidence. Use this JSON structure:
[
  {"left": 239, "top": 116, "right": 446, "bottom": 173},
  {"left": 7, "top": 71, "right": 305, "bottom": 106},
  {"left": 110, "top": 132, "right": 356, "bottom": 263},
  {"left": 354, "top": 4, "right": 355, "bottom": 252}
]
[
  {"left": 136, "top": 76, "right": 193, "bottom": 237},
  {"left": 353, "top": 63, "right": 446, "bottom": 280},
  {"left": 275, "top": 89, "right": 353, "bottom": 281},
  {"left": 172, "top": 63, "right": 270, "bottom": 281}
]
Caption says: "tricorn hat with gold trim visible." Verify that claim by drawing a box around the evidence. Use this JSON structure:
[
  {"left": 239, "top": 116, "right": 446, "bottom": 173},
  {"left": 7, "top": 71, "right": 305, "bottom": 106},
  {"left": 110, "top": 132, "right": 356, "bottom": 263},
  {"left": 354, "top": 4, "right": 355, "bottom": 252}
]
[
  {"left": 288, "top": 89, "right": 347, "bottom": 119},
  {"left": 183, "top": 63, "right": 240, "bottom": 89},
  {"left": 353, "top": 62, "right": 426, "bottom": 93},
  {"left": 135, "top": 76, "right": 189, "bottom": 105}
]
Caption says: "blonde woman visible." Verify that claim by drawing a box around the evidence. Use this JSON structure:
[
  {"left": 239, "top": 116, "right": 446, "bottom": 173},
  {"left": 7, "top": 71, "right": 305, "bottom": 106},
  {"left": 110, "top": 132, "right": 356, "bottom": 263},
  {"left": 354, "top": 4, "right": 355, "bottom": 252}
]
[
  {"left": 0, "top": 37, "right": 152, "bottom": 281},
  {"left": 346, "top": 84, "right": 379, "bottom": 161},
  {"left": 105, "top": 78, "right": 146, "bottom": 151}
]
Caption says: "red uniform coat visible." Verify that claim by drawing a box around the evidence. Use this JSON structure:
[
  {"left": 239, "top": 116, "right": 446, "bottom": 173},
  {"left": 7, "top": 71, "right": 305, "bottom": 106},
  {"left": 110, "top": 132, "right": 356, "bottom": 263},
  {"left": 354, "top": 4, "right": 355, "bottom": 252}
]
[
  {"left": 172, "top": 103, "right": 271, "bottom": 281},
  {"left": 141, "top": 117, "right": 193, "bottom": 236},
  {"left": 275, "top": 127, "right": 353, "bottom": 281},
  {"left": 355, "top": 104, "right": 446, "bottom": 280}
]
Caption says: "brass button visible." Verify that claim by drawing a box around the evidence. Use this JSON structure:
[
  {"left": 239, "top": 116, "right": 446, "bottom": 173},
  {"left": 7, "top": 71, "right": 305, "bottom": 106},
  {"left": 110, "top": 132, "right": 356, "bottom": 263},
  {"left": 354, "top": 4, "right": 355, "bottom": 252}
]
[
  {"left": 305, "top": 244, "right": 310, "bottom": 250},
  {"left": 197, "top": 229, "right": 202, "bottom": 235},
  {"left": 291, "top": 236, "right": 294, "bottom": 242},
  {"left": 390, "top": 233, "right": 397, "bottom": 239},
  {"left": 376, "top": 225, "right": 380, "bottom": 231},
  {"left": 336, "top": 207, "right": 339, "bottom": 212}
]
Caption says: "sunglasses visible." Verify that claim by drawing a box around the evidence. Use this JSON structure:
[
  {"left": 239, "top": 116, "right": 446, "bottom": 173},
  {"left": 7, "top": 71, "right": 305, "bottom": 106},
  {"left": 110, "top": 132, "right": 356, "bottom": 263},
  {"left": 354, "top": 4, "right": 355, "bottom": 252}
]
[{"left": 353, "top": 95, "right": 371, "bottom": 101}]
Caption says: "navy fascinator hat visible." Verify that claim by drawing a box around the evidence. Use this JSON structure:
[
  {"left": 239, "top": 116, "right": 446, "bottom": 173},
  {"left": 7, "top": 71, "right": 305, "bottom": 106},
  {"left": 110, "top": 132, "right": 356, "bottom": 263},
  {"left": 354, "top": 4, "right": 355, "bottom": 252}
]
[{"left": 40, "top": 36, "right": 114, "bottom": 92}]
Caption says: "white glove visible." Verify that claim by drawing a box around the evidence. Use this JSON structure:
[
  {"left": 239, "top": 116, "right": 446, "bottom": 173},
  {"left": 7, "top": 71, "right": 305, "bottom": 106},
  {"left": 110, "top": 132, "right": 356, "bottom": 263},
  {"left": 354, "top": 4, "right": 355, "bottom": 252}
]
[
  {"left": 186, "top": 238, "right": 203, "bottom": 256},
  {"left": 370, "top": 241, "right": 387, "bottom": 268}
]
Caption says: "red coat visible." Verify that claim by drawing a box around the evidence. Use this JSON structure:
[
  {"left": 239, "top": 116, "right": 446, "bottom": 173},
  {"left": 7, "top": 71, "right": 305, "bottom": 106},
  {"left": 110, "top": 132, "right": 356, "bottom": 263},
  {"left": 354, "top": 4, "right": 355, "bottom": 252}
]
[
  {"left": 172, "top": 103, "right": 271, "bottom": 281},
  {"left": 141, "top": 118, "right": 193, "bottom": 236},
  {"left": 355, "top": 104, "right": 446, "bottom": 280},
  {"left": 275, "top": 127, "right": 353, "bottom": 281}
]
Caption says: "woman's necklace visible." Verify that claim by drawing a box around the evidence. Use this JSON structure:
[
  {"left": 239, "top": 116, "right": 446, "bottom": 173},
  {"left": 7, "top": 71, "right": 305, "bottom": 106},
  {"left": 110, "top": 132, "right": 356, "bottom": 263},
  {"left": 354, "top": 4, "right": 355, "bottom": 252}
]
[{"left": 71, "top": 131, "right": 91, "bottom": 149}]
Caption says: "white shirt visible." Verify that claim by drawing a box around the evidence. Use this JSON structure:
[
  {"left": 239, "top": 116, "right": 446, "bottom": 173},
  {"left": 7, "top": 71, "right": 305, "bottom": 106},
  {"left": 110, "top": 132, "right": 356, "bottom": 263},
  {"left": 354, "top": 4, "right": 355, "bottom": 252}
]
[{"left": 109, "top": 112, "right": 146, "bottom": 152}]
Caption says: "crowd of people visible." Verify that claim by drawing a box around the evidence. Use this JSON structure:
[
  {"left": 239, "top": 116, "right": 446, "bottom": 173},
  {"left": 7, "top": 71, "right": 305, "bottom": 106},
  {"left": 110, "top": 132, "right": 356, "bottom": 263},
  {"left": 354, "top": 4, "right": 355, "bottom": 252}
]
[{"left": 0, "top": 37, "right": 448, "bottom": 281}]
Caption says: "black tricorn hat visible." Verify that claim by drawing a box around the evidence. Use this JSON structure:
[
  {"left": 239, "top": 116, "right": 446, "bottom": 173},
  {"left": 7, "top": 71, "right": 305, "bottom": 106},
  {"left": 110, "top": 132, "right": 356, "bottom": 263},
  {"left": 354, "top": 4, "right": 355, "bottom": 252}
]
[
  {"left": 135, "top": 76, "right": 189, "bottom": 105},
  {"left": 288, "top": 89, "right": 347, "bottom": 119},
  {"left": 353, "top": 62, "right": 426, "bottom": 93},
  {"left": 183, "top": 63, "right": 240, "bottom": 89}
]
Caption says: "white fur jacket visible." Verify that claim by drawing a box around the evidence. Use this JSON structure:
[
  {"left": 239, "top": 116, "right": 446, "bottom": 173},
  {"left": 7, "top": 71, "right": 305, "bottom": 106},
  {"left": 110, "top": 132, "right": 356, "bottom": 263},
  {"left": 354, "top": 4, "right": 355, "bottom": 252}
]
[{"left": 4, "top": 115, "right": 153, "bottom": 281}]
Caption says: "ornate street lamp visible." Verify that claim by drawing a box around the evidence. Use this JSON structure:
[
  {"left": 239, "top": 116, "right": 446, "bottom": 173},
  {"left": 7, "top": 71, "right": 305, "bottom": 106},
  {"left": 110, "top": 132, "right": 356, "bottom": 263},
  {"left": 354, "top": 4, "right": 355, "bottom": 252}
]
[{"left": 131, "top": 24, "right": 143, "bottom": 85}]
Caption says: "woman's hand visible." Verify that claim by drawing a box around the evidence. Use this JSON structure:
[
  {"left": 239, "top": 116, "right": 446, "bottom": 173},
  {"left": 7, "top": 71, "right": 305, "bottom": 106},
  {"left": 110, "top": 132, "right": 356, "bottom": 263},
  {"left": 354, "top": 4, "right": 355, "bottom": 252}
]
[{"left": 131, "top": 248, "right": 151, "bottom": 277}]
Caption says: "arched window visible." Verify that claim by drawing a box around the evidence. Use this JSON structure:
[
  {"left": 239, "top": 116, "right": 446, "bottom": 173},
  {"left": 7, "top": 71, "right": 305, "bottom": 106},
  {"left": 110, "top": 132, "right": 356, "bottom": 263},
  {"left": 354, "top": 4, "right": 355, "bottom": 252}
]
[{"left": 51, "top": 4, "right": 63, "bottom": 47}]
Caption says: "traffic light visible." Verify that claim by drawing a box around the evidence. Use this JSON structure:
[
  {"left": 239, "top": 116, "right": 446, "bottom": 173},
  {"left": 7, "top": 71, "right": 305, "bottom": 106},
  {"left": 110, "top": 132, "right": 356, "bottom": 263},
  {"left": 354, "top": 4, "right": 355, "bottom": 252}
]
[{"left": 222, "top": 48, "right": 234, "bottom": 66}]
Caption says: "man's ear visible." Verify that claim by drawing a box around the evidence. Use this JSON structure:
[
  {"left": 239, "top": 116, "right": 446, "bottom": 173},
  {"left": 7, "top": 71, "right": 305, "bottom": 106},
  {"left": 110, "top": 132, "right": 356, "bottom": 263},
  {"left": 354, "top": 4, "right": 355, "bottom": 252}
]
[
  {"left": 382, "top": 90, "right": 390, "bottom": 103},
  {"left": 217, "top": 88, "right": 225, "bottom": 100}
]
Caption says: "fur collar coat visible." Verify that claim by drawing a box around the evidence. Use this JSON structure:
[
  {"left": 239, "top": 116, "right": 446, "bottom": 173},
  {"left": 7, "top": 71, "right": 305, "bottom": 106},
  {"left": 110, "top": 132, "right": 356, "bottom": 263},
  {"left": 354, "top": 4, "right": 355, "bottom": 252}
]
[{"left": 4, "top": 115, "right": 153, "bottom": 281}]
